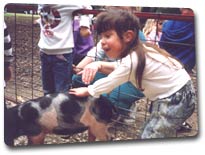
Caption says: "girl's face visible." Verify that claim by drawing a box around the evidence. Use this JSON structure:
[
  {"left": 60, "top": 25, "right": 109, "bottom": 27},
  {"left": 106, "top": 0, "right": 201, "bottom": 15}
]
[
  {"left": 157, "top": 20, "right": 164, "bottom": 32},
  {"left": 100, "top": 30, "right": 124, "bottom": 59}
]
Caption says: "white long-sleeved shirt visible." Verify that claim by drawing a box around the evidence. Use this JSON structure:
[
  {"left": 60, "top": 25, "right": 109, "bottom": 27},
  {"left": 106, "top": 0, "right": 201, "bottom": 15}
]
[
  {"left": 38, "top": 5, "right": 87, "bottom": 55},
  {"left": 88, "top": 44, "right": 190, "bottom": 101}
]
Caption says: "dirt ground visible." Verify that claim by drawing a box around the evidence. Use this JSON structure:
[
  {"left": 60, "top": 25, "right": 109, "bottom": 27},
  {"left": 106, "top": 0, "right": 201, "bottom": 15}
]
[{"left": 4, "top": 14, "right": 199, "bottom": 147}]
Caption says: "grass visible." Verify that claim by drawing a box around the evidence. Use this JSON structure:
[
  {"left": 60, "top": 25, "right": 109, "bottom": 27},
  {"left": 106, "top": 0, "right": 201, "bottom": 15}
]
[{"left": 4, "top": 12, "right": 39, "bottom": 18}]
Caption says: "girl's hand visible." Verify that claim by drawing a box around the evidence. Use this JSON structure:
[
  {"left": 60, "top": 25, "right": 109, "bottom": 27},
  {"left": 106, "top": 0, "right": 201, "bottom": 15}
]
[
  {"left": 72, "top": 64, "right": 83, "bottom": 74},
  {"left": 80, "top": 62, "right": 100, "bottom": 85},
  {"left": 80, "top": 27, "right": 91, "bottom": 37},
  {"left": 69, "top": 87, "right": 90, "bottom": 97}
]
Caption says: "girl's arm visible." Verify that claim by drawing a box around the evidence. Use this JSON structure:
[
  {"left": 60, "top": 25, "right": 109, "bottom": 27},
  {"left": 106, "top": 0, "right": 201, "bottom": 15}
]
[
  {"left": 98, "top": 61, "right": 116, "bottom": 74},
  {"left": 69, "top": 61, "right": 116, "bottom": 97},
  {"left": 70, "top": 55, "right": 132, "bottom": 97},
  {"left": 81, "top": 61, "right": 116, "bottom": 85}
]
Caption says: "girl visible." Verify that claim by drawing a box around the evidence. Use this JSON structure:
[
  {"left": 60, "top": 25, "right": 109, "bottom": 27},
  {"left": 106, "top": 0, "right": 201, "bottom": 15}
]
[
  {"left": 69, "top": 10, "right": 196, "bottom": 139},
  {"left": 143, "top": 19, "right": 164, "bottom": 46}
]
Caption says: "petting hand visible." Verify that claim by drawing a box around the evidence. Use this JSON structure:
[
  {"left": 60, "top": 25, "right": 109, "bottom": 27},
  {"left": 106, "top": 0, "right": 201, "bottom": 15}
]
[
  {"left": 69, "top": 87, "right": 90, "bottom": 97},
  {"left": 80, "top": 62, "right": 100, "bottom": 85},
  {"left": 72, "top": 64, "right": 83, "bottom": 74},
  {"left": 80, "top": 27, "right": 91, "bottom": 37}
]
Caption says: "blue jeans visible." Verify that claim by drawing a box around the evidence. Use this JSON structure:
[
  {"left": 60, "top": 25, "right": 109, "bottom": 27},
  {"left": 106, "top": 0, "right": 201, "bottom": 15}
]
[
  {"left": 40, "top": 52, "right": 73, "bottom": 95},
  {"left": 72, "top": 73, "right": 144, "bottom": 115},
  {"left": 141, "top": 81, "right": 195, "bottom": 138}
]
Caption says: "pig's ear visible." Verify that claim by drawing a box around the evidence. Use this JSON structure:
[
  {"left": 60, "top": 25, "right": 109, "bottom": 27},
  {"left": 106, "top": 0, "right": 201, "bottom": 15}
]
[{"left": 19, "top": 102, "right": 39, "bottom": 122}]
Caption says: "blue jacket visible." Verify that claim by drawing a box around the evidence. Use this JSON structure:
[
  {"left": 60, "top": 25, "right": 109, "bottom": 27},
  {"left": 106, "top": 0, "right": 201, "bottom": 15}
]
[{"left": 159, "top": 20, "right": 195, "bottom": 71}]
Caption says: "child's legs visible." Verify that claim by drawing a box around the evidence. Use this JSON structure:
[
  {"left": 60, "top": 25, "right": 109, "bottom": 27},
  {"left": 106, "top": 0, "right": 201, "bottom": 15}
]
[
  {"left": 40, "top": 52, "right": 55, "bottom": 95},
  {"left": 53, "top": 53, "right": 73, "bottom": 93},
  {"left": 72, "top": 73, "right": 144, "bottom": 115},
  {"left": 107, "top": 82, "right": 144, "bottom": 115},
  {"left": 72, "top": 74, "right": 87, "bottom": 87},
  {"left": 141, "top": 81, "right": 195, "bottom": 139}
]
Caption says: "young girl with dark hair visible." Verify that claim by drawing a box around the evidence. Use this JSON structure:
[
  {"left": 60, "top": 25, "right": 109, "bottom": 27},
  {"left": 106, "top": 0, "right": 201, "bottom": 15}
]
[{"left": 69, "top": 10, "right": 196, "bottom": 138}]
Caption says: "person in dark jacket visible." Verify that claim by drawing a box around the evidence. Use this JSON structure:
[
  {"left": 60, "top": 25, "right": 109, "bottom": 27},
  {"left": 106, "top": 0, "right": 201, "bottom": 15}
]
[{"left": 159, "top": 8, "right": 195, "bottom": 73}]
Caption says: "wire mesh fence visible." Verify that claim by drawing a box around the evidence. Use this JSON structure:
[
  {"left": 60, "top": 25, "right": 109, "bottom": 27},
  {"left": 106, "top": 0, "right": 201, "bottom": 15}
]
[{"left": 4, "top": 4, "right": 198, "bottom": 145}]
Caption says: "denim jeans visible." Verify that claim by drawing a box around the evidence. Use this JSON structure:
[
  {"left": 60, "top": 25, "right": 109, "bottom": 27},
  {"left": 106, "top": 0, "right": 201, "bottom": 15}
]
[
  {"left": 72, "top": 72, "right": 144, "bottom": 115},
  {"left": 141, "top": 80, "right": 196, "bottom": 139},
  {"left": 40, "top": 52, "right": 73, "bottom": 95}
]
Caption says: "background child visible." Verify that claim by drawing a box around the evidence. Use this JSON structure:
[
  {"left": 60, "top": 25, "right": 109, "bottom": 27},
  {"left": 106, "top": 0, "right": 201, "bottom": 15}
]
[
  {"left": 159, "top": 8, "right": 195, "bottom": 73},
  {"left": 72, "top": 5, "right": 95, "bottom": 65},
  {"left": 4, "top": 21, "right": 14, "bottom": 86},
  {"left": 143, "top": 19, "right": 164, "bottom": 46},
  {"left": 37, "top": 4, "right": 90, "bottom": 95},
  {"left": 4, "top": 21, "right": 14, "bottom": 146}
]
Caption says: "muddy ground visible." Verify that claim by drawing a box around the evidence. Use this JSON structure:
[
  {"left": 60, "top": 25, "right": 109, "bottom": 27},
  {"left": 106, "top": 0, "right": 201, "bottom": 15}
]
[{"left": 4, "top": 14, "right": 199, "bottom": 147}]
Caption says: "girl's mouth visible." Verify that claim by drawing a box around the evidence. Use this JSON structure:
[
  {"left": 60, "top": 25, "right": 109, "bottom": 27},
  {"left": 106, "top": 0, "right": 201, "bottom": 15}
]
[{"left": 103, "top": 47, "right": 110, "bottom": 53}]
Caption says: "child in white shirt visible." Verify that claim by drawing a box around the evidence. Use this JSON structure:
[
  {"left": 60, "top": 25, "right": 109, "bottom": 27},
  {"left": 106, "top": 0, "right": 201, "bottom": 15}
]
[
  {"left": 69, "top": 10, "right": 196, "bottom": 139},
  {"left": 37, "top": 4, "right": 90, "bottom": 95}
]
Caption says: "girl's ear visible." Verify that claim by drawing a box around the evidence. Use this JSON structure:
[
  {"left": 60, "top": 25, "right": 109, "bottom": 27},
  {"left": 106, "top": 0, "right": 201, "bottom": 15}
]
[{"left": 123, "top": 30, "right": 135, "bottom": 43}]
